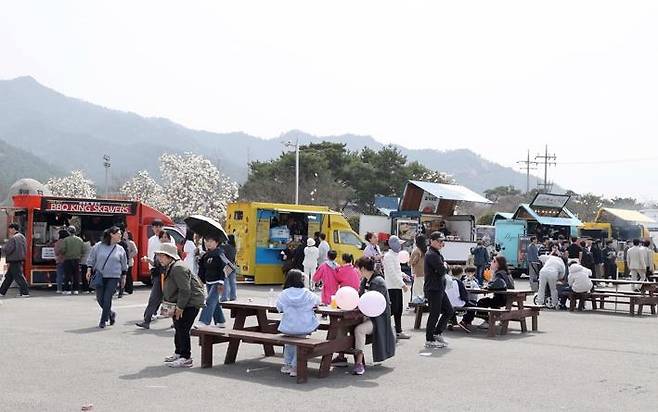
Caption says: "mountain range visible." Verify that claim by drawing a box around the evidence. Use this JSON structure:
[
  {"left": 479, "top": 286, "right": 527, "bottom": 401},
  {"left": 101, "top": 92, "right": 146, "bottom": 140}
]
[{"left": 0, "top": 76, "right": 547, "bottom": 198}]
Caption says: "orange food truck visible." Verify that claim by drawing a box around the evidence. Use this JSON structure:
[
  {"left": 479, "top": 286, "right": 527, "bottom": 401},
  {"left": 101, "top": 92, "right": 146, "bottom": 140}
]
[{"left": 6, "top": 195, "right": 176, "bottom": 287}]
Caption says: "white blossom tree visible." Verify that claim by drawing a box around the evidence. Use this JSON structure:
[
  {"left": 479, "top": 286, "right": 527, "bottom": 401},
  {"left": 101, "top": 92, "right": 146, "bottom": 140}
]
[
  {"left": 119, "top": 170, "right": 167, "bottom": 210},
  {"left": 159, "top": 153, "right": 238, "bottom": 222},
  {"left": 46, "top": 170, "right": 96, "bottom": 198}
]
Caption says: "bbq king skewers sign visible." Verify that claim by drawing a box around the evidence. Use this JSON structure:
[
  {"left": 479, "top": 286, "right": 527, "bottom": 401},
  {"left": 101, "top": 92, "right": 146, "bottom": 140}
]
[{"left": 41, "top": 197, "right": 138, "bottom": 215}]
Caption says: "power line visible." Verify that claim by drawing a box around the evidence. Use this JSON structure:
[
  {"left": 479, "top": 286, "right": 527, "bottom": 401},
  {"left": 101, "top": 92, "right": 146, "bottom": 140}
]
[
  {"left": 557, "top": 157, "right": 658, "bottom": 165},
  {"left": 516, "top": 149, "right": 539, "bottom": 193},
  {"left": 535, "top": 145, "right": 556, "bottom": 193}
]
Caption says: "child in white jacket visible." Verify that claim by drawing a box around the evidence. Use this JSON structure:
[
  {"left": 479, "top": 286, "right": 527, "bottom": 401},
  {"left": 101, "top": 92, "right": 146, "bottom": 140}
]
[
  {"left": 303, "top": 238, "right": 319, "bottom": 290},
  {"left": 382, "top": 236, "right": 410, "bottom": 339}
]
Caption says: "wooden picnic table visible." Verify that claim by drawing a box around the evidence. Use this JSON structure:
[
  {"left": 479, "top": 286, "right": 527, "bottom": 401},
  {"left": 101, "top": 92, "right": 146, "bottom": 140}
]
[
  {"left": 579, "top": 279, "right": 658, "bottom": 315},
  {"left": 192, "top": 300, "right": 366, "bottom": 383}
]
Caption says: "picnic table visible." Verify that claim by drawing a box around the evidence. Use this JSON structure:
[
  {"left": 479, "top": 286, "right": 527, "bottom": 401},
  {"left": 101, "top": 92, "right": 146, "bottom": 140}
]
[
  {"left": 411, "top": 288, "right": 541, "bottom": 338},
  {"left": 191, "top": 300, "right": 366, "bottom": 383},
  {"left": 573, "top": 279, "right": 658, "bottom": 315}
]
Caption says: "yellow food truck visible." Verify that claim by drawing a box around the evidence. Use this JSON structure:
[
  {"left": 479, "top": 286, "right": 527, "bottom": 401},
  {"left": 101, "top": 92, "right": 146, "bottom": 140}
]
[{"left": 225, "top": 201, "right": 364, "bottom": 284}]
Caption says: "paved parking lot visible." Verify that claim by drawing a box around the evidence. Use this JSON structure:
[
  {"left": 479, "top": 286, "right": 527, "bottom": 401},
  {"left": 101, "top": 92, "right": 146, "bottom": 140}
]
[{"left": 1, "top": 280, "right": 657, "bottom": 411}]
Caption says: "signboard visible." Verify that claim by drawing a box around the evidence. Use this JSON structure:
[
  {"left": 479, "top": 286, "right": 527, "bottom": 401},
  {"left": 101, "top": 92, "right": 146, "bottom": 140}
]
[
  {"left": 41, "top": 247, "right": 56, "bottom": 260},
  {"left": 530, "top": 193, "right": 570, "bottom": 210},
  {"left": 41, "top": 197, "right": 137, "bottom": 215},
  {"left": 397, "top": 220, "right": 419, "bottom": 241},
  {"left": 418, "top": 191, "right": 440, "bottom": 214}
]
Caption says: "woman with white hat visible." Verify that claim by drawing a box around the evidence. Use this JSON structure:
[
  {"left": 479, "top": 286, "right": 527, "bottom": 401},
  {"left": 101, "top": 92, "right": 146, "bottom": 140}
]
[
  {"left": 157, "top": 242, "right": 206, "bottom": 368},
  {"left": 302, "top": 237, "right": 319, "bottom": 290}
]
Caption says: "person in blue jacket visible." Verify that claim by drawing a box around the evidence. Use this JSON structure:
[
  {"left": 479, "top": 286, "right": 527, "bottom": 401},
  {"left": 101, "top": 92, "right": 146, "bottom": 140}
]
[{"left": 276, "top": 269, "right": 320, "bottom": 378}]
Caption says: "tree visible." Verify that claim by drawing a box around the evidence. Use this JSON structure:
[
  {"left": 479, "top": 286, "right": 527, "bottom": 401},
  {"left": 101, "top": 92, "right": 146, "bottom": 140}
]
[
  {"left": 46, "top": 170, "right": 96, "bottom": 198},
  {"left": 484, "top": 185, "right": 521, "bottom": 202},
  {"left": 120, "top": 170, "right": 166, "bottom": 210},
  {"left": 159, "top": 153, "right": 238, "bottom": 222}
]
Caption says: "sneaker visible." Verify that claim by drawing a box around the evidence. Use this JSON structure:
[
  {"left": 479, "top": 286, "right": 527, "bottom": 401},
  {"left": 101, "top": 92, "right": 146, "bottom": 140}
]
[
  {"left": 433, "top": 334, "right": 449, "bottom": 345},
  {"left": 167, "top": 358, "right": 193, "bottom": 368},
  {"left": 396, "top": 332, "right": 411, "bottom": 340},
  {"left": 164, "top": 354, "right": 181, "bottom": 363},
  {"left": 193, "top": 322, "right": 208, "bottom": 329},
  {"left": 135, "top": 321, "right": 150, "bottom": 329},
  {"left": 16, "top": 294, "right": 31, "bottom": 298},
  {"left": 73, "top": 291, "right": 79, "bottom": 295},
  {"left": 109, "top": 311, "right": 117, "bottom": 326},
  {"left": 213, "top": 323, "right": 226, "bottom": 328},
  {"left": 56, "top": 290, "right": 63, "bottom": 294},
  {"left": 457, "top": 321, "right": 471, "bottom": 334},
  {"left": 289, "top": 368, "right": 297, "bottom": 377},
  {"left": 63, "top": 291, "right": 72, "bottom": 295},
  {"left": 352, "top": 363, "right": 365, "bottom": 375},
  {"left": 98, "top": 322, "right": 106, "bottom": 329},
  {"left": 331, "top": 356, "right": 349, "bottom": 367},
  {"left": 477, "top": 321, "right": 490, "bottom": 329},
  {"left": 280, "top": 365, "right": 292, "bottom": 374},
  {"left": 424, "top": 341, "right": 445, "bottom": 349}
]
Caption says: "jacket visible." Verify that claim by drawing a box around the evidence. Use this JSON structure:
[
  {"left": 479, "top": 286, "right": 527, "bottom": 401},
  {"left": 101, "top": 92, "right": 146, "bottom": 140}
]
[
  {"left": 54, "top": 239, "right": 65, "bottom": 264},
  {"left": 60, "top": 235, "right": 84, "bottom": 260},
  {"left": 527, "top": 243, "right": 540, "bottom": 264},
  {"left": 539, "top": 255, "right": 566, "bottom": 280},
  {"left": 317, "top": 240, "right": 330, "bottom": 265},
  {"left": 568, "top": 264, "right": 593, "bottom": 293},
  {"left": 472, "top": 245, "right": 489, "bottom": 266},
  {"left": 382, "top": 250, "right": 405, "bottom": 289},
  {"left": 80, "top": 241, "right": 92, "bottom": 265},
  {"left": 312, "top": 261, "right": 339, "bottom": 305},
  {"left": 423, "top": 246, "right": 447, "bottom": 292},
  {"left": 86, "top": 243, "right": 128, "bottom": 278},
  {"left": 645, "top": 247, "right": 655, "bottom": 272},
  {"left": 486, "top": 270, "right": 515, "bottom": 291},
  {"left": 359, "top": 274, "right": 396, "bottom": 363},
  {"left": 445, "top": 276, "right": 468, "bottom": 308},
  {"left": 303, "top": 246, "right": 319, "bottom": 268},
  {"left": 4, "top": 232, "right": 27, "bottom": 262},
  {"left": 626, "top": 246, "right": 647, "bottom": 271},
  {"left": 335, "top": 264, "right": 361, "bottom": 290},
  {"left": 162, "top": 260, "right": 206, "bottom": 310},
  {"left": 276, "top": 287, "right": 320, "bottom": 335},
  {"left": 198, "top": 247, "right": 226, "bottom": 284},
  {"left": 409, "top": 247, "right": 425, "bottom": 277},
  {"left": 363, "top": 243, "right": 383, "bottom": 274}
]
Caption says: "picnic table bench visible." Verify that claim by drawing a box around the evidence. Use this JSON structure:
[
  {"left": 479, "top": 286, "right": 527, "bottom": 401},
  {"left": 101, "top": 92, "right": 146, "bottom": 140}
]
[
  {"left": 411, "top": 289, "right": 539, "bottom": 338},
  {"left": 191, "top": 300, "right": 365, "bottom": 384},
  {"left": 568, "top": 279, "right": 658, "bottom": 316}
]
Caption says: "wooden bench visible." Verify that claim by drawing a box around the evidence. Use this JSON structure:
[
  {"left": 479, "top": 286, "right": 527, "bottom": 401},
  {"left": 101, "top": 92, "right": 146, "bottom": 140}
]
[
  {"left": 191, "top": 327, "right": 351, "bottom": 384},
  {"left": 411, "top": 302, "right": 540, "bottom": 337},
  {"left": 569, "top": 291, "right": 658, "bottom": 316}
]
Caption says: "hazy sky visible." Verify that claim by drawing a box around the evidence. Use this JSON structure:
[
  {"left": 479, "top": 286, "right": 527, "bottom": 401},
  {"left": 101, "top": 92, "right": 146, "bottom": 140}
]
[{"left": 2, "top": 1, "right": 657, "bottom": 201}]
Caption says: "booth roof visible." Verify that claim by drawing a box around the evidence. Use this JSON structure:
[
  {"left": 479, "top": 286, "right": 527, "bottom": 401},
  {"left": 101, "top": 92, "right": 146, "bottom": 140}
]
[
  {"left": 407, "top": 181, "right": 492, "bottom": 204},
  {"left": 598, "top": 208, "right": 656, "bottom": 224},
  {"left": 513, "top": 204, "right": 582, "bottom": 227}
]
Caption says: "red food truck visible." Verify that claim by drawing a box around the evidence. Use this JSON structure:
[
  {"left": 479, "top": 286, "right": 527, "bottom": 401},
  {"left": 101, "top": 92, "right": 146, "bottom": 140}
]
[{"left": 6, "top": 194, "right": 179, "bottom": 287}]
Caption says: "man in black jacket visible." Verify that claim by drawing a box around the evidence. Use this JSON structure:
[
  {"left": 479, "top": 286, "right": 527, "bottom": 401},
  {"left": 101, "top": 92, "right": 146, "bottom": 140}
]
[{"left": 423, "top": 232, "right": 453, "bottom": 349}]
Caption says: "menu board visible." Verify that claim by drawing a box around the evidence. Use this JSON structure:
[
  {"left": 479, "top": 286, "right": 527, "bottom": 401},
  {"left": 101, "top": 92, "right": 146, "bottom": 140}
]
[{"left": 256, "top": 218, "right": 270, "bottom": 247}]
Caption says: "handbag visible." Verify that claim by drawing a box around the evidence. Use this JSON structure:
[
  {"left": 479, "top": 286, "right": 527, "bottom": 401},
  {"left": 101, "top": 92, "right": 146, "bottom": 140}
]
[
  {"left": 89, "top": 245, "right": 117, "bottom": 289},
  {"left": 219, "top": 251, "right": 237, "bottom": 277},
  {"left": 160, "top": 301, "right": 177, "bottom": 318}
]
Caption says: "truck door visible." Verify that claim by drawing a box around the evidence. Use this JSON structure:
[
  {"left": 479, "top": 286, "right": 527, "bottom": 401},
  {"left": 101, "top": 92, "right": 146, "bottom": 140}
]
[
  {"left": 226, "top": 207, "right": 250, "bottom": 277},
  {"left": 494, "top": 220, "right": 527, "bottom": 269}
]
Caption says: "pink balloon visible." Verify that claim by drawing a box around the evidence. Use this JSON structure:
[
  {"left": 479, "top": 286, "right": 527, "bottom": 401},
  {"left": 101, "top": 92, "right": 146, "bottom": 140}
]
[
  {"left": 398, "top": 250, "right": 410, "bottom": 264},
  {"left": 358, "top": 291, "right": 387, "bottom": 317},
  {"left": 335, "top": 286, "right": 359, "bottom": 310}
]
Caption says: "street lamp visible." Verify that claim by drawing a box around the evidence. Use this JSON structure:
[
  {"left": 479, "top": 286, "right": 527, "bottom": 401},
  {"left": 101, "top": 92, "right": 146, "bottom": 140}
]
[
  {"left": 283, "top": 139, "right": 300, "bottom": 205},
  {"left": 103, "top": 154, "right": 111, "bottom": 196}
]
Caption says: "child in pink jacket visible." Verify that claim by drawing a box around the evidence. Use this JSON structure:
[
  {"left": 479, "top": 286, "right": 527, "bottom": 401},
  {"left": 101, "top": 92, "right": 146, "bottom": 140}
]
[
  {"left": 312, "top": 250, "right": 339, "bottom": 305},
  {"left": 335, "top": 254, "right": 361, "bottom": 290}
]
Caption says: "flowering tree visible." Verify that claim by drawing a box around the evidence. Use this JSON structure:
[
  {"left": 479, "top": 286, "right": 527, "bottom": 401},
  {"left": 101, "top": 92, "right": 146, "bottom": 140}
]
[
  {"left": 159, "top": 153, "right": 238, "bottom": 222},
  {"left": 46, "top": 170, "right": 96, "bottom": 198},
  {"left": 119, "top": 170, "right": 166, "bottom": 210}
]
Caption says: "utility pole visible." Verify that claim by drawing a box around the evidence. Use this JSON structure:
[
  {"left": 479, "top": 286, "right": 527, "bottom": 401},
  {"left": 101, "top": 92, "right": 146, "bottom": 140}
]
[
  {"left": 283, "top": 139, "right": 300, "bottom": 204},
  {"left": 534, "top": 145, "right": 557, "bottom": 193},
  {"left": 103, "top": 154, "right": 111, "bottom": 196},
  {"left": 516, "top": 149, "right": 539, "bottom": 193}
]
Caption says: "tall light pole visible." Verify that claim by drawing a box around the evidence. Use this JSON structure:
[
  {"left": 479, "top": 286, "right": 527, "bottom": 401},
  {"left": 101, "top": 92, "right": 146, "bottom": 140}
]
[
  {"left": 103, "top": 154, "right": 111, "bottom": 196},
  {"left": 283, "top": 139, "right": 300, "bottom": 204}
]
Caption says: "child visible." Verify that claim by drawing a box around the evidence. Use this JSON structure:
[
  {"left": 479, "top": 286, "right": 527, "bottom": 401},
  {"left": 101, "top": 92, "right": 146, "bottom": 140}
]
[
  {"left": 275, "top": 269, "right": 320, "bottom": 378},
  {"left": 463, "top": 266, "right": 481, "bottom": 303},
  {"left": 312, "top": 250, "right": 340, "bottom": 305},
  {"left": 303, "top": 238, "right": 319, "bottom": 290},
  {"left": 335, "top": 254, "right": 361, "bottom": 290},
  {"left": 445, "top": 266, "right": 474, "bottom": 333}
]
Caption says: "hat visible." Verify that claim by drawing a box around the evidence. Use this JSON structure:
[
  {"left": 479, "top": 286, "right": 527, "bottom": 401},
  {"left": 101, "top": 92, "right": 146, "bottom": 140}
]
[
  {"left": 429, "top": 231, "right": 446, "bottom": 241},
  {"left": 307, "top": 238, "right": 316, "bottom": 247},
  {"left": 388, "top": 235, "right": 401, "bottom": 253},
  {"left": 155, "top": 243, "right": 180, "bottom": 260},
  {"left": 67, "top": 226, "right": 77, "bottom": 234}
]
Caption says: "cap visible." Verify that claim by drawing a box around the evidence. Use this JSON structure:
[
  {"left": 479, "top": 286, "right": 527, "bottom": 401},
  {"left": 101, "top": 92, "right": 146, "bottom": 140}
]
[{"left": 429, "top": 231, "right": 446, "bottom": 241}]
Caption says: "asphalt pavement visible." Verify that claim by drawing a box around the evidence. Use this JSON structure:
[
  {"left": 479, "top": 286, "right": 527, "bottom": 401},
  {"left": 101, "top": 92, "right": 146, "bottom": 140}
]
[{"left": 0, "top": 280, "right": 657, "bottom": 412}]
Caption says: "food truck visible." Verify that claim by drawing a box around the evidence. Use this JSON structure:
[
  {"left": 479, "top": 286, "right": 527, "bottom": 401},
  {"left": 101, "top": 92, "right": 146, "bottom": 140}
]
[
  {"left": 225, "top": 201, "right": 364, "bottom": 284},
  {"left": 6, "top": 194, "right": 175, "bottom": 286},
  {"left": 495, "top": 193, "right": 582, "bottom": 274},
  {"left": 390, "top": 180, "right": 493, "bottom": 264}
]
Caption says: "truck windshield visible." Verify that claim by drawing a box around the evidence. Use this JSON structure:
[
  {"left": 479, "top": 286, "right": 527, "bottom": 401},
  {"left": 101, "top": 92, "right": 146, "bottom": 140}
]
[{"left": 337, "top": 231, "right": 363, "bottom": 248}]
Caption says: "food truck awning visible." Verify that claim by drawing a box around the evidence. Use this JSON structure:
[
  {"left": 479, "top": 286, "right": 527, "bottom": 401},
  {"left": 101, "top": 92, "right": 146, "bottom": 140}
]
[
  {"left": 513, "top": 204, "right": 582, "bottom": 227},
  {"left": 400, "top": 180, "right": 492, "bottom": 214},
  {"left": 597, "top": 208, "right": 655, "bottom": 224}
]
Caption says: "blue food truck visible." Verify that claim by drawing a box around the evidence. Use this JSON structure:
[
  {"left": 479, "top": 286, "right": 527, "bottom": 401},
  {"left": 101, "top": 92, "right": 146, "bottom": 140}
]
[{"left": 494, "top": 193, "right": 581, "bottom": 275}]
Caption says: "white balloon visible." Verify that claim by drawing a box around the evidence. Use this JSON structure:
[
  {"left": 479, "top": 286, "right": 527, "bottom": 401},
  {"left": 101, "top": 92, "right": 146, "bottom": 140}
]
[
  {"left": 398, "top": 250, "right": 410, "bottom": 264},
  {"left": 335, "top": 286, "right": 359, "bottom": 310},
  {"left": 358, "top": 291, "right": 387, "bottom": 317}
]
